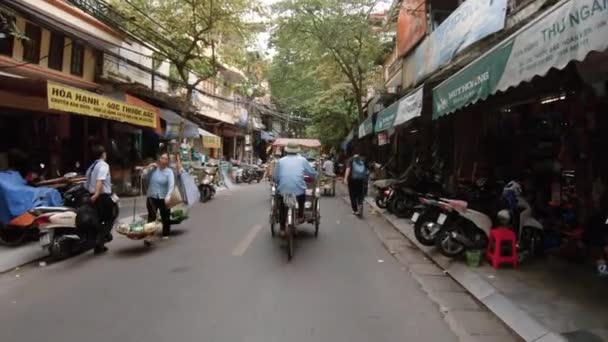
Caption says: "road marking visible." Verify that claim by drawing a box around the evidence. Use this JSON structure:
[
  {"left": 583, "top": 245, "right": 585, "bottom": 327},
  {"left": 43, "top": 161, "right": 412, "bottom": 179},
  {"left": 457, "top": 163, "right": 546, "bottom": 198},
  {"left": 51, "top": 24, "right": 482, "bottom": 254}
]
[{"left": 232, "top": 224, "right": 263, "bottom": 256}]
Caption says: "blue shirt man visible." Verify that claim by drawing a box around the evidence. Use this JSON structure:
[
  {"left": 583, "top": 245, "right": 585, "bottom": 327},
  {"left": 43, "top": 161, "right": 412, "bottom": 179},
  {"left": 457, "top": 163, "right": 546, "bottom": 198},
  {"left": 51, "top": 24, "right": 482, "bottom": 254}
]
[{"left": 273, "top": 144, "right": 318, "bottom": 195}]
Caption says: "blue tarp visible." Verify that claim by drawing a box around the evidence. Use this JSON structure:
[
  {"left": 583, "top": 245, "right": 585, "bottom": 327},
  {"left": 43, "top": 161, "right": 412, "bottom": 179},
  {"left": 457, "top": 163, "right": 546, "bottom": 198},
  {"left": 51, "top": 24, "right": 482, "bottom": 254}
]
[{"left": 0, "top": 171, "right": 62, "bottom": 224}]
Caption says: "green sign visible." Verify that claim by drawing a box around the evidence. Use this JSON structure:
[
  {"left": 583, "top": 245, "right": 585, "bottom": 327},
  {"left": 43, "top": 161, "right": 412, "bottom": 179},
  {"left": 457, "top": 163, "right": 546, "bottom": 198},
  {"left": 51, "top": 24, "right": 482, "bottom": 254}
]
[
  {"left": 433, "top": 0, "right": 608, "bottom": 118},
  {"left": 375, "top": 102, "right": 398, "bottom": 132},
  {"left": 358, "top": 115, "right": 374, "bottom": 138}
]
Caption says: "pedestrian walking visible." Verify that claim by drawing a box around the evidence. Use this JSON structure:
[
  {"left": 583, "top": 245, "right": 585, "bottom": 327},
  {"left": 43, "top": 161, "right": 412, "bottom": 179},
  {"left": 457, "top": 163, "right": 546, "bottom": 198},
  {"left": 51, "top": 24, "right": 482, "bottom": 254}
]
[
  {"left": 144, "top": 152, "right": 175, "bottom": 240},
  {"left": 85, "top": 145, "right": 114, "bottom": 255},
  {"left": 344, "top": 150, "right": 368, "bottom": 216}
]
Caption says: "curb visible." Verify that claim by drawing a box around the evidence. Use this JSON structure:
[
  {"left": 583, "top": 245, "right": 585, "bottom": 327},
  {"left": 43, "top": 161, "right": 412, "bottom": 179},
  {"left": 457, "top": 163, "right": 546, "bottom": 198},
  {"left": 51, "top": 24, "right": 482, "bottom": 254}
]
[{"left": 364, "top": 197, "right": 567, "bottom": 342}]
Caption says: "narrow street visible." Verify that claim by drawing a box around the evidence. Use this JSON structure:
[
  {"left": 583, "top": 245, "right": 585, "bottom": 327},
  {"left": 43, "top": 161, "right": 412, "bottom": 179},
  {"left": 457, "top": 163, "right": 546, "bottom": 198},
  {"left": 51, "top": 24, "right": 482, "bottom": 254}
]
[{"left": 0, "top": 184, "right": 457, "bottom": 342}]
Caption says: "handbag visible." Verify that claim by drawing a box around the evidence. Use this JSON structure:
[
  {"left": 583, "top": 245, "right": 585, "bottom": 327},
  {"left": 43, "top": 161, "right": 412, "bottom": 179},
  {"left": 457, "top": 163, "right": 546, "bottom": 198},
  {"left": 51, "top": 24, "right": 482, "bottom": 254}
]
[{"left": 166, "top": 185, "right": 183, "bottom": 208}]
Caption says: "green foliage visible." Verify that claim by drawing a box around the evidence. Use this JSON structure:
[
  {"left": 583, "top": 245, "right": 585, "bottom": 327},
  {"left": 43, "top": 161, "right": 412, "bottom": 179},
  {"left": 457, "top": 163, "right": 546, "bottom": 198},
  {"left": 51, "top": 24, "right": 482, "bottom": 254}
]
[
  {"left": 268, "top": 0, "right": 384, "bottom": 148},
  {"left": 109, "top": 0, "right": 258, "bottom": 91}
]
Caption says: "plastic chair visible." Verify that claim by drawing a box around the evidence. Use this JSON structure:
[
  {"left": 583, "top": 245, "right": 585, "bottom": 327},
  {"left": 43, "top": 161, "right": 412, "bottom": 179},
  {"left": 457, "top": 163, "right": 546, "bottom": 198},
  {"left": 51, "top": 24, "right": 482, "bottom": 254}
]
[{"left": 486, "top": 228, "right": 518, "bottom": 269}]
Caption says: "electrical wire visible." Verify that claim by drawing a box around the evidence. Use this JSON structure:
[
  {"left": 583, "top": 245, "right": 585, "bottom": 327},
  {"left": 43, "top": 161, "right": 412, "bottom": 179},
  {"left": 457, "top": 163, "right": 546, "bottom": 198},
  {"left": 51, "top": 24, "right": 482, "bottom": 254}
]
[{"left": 2, "top": 1, "right": 308, "bottom": 126}]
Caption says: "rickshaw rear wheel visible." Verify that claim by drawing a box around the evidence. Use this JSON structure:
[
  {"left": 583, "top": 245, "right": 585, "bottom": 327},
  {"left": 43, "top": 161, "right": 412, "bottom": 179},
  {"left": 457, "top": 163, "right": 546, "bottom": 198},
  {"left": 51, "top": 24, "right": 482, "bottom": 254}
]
[
  {"left": 286, "top": 224, "right": 294, "bottom": 261},
  {"left": 314, "top": 200, "right": 320, "bottom": 237}
]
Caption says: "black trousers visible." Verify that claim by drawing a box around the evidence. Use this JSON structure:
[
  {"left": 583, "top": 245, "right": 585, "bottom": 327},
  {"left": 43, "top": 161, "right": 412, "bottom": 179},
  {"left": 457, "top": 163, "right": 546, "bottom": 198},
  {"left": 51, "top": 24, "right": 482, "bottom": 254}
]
[
  {"left": 348, "top": 179, "right": 365, "bottom": 212},
  {"left": 147, "top": 197, "right": 171, "bottom": 236},
  {"left": 278, "top": 194, "right": 306, "bottom": 228},
  {"left": 94, "top": 194, "right": 114, "bottom": 249}
]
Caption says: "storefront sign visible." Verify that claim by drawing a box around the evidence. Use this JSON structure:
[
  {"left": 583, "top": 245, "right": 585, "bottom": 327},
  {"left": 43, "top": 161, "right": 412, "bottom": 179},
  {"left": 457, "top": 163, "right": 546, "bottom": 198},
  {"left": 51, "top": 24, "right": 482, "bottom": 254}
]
[
  {"left": 402, "top": 0, "right": 507, "bottom": 88},
  {"left": 396, "top": 0, "right": 428, "bottom": 57},
  {"left": 433, "top": 0, "right": 608, "bottom": 118},
  {"left": 358, "top": 115, "right": 374, "bottom": 138},
  {"left": 47, "top": 82, "right": 157, "bottom": 128},
  {"left": 375, "top": 87, "right": 424, "bottom": 132},
  {"left": 202, "top": 136, "right": 221, "bottom": 149}
]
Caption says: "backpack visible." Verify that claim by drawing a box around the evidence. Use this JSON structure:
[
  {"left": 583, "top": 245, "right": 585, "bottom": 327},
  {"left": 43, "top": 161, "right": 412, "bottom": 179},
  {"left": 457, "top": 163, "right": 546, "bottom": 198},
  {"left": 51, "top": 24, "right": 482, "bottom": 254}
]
[{"left": 351, "top": 158, "right": 367, "bottom": 180}]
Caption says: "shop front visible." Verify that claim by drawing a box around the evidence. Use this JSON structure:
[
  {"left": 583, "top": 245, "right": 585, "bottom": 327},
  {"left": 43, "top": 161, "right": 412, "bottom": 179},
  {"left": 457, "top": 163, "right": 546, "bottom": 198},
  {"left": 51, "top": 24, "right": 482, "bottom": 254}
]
[
  {"left": 428, "top": 0, "right": 608, "bottom": 335},
  {"left": 46, "top": 82, "right": 160, "bottom": 195}
]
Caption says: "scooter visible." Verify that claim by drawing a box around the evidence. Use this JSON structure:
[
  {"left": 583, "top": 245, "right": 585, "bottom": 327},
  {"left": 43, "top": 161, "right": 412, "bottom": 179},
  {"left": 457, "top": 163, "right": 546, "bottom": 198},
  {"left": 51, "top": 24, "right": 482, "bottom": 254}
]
[
  {"left": 198, "top": 165, "right": 218, "bottom": 202},
  {"left": 498, "top": 181, "right": 544, "bottom": 262},
  {"left": 434, "top": 199, "right": 493, "bottom": 258},
  {"left": 412, "top": 178, "right": 494, "bottom": 246},
  {"left": 37, "top": 184, "right": 119, "bottom": 260}
]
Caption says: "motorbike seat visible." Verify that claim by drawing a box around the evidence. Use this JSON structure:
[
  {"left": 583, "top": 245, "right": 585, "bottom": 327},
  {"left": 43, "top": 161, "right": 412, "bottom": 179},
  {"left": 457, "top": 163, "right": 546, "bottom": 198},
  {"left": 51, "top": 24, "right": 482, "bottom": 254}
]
[
  {"left": 32, "top": 206, "right": 75, "bottom": 213},
  {"left": 373, "top": 179, "right": 396, "bottom": 188},
  {"left": 443, "top": 199, "right": 468, "bottom": 211}
]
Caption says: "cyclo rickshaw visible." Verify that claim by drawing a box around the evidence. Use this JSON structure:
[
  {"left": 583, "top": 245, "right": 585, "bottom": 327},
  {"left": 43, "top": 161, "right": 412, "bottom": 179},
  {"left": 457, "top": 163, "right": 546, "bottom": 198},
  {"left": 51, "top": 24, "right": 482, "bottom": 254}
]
[{"left": 269, "top": 138, "right": 322, "bottom": 260}]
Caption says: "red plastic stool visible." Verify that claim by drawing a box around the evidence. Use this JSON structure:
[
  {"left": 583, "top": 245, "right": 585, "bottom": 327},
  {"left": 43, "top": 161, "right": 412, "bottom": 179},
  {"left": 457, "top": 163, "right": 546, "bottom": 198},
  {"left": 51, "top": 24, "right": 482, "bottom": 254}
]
[{"left": 486, "top": 228, "right": 518, "bottom": 269}]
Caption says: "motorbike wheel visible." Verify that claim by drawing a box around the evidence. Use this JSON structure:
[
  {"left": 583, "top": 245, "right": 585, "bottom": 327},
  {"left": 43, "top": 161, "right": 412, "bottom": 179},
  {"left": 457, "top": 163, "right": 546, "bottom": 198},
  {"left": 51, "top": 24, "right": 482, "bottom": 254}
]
[
  {"left": 49, "top": 236, "right": 73, "bottom": 261},
  {"left": 414, "top": 212, "right": 441, "bottom": 246},
  {"left": 521, "top": 227, "right": 544, "bottom": 257},
  {"left": 270, "top": 197, "right": 277, "bottom": 237},
  {"left": 390, "top": 196, "right": 415, "bottom": 218},
  {"left": 314, "top": 200, "right": 320, "bottom": 237},
  {"left": 375, "top": 195, "right": 387, "bottom": 209},
  {"left": 0, "top": 228, "right": 28, "bottom": 246},
  {"left": 199, "top": 186, "right": 212, "bottom": 203},
  {"left": 435, "top": 226, "right": 466, "bottom": 258}
]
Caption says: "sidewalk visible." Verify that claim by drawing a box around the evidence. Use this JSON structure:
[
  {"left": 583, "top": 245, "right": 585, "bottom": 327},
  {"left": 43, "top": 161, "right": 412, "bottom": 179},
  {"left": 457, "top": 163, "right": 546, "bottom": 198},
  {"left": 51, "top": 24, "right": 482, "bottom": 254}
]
[
  {"left": 365, "top": 197, "right": 608, "bottom": 342},
  {"left": 0, "top": 195, "right": 149, "bottom": 274}
]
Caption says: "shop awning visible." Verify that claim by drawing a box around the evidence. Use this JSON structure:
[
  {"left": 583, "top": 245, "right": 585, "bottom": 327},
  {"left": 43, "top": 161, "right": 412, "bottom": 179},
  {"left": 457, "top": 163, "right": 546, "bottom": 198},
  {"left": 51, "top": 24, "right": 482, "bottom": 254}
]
[
  {"left": 198, "top": 128, "right": 222, "bottom": 149},
  {"left": 159, "top": 109, "right": 199, "bottom": 138},
  {"left": 432, "top": 0, "right": 608, "bottom": 119},
  {"left": 374, "top": 87, "right": 424, "bottom": 133},
  {"left": 358, "top": 115, "right": 374, "bottom": 138}
]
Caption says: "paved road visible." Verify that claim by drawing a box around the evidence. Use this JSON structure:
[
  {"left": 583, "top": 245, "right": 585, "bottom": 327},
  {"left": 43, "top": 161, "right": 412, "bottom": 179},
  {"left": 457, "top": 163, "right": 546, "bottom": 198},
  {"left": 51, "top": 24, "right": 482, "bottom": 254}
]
[{"left": 0, "top": 183, "right": 457, "bottom": 342}]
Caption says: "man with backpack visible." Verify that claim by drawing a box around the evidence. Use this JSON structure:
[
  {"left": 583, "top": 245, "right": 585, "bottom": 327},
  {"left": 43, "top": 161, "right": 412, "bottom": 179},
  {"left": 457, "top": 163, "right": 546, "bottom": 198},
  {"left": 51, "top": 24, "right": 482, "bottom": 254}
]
[{"left": 344, "top": 151, "right": 368, "bottom": 216}]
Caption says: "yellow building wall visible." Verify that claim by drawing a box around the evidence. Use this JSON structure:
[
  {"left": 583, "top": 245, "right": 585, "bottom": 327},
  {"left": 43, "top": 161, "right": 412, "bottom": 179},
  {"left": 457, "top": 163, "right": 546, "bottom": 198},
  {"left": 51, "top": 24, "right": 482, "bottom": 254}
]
[{"left": 8, "top": 16, "right": 97, "bottom": 83}]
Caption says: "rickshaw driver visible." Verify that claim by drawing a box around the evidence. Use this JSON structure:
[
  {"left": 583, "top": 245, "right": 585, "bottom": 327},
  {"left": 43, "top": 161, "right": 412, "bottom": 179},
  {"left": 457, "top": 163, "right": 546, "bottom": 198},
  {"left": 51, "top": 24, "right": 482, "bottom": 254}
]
[{"left": 273, "top": 142, "right": 318, "bottom": 235}]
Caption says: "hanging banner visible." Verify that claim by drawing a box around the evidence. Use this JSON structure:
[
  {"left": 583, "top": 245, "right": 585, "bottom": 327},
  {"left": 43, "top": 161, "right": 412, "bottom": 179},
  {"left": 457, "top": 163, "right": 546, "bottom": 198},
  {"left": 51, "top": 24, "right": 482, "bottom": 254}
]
[
  {"left": 394, "top": 86, "right": 424, "bottom": 127},
  {"left": 433, "top": 0, "right": 608, "bottom": 118},
  {"left": 402, "top": 0, "right": 507, "bottom": 88},
  {"left": 47, "top": 82, "right": 157, "bottom": 128},
  {"left": 377, "top": 132, "right": 389, "bottom": 146},
  {"left": 396, "top": 0, "right": 428, "bottom": 57}
]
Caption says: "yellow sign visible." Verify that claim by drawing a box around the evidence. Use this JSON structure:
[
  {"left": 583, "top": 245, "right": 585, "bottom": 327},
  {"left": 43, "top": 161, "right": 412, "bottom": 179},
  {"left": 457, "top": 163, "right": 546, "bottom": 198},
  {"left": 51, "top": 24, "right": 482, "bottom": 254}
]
[
  {"left": 202, "top": 136, "right": 221, "bottom": 149},
  {"left": 47, "top": 82, "right": 157, "bottom": 128}
]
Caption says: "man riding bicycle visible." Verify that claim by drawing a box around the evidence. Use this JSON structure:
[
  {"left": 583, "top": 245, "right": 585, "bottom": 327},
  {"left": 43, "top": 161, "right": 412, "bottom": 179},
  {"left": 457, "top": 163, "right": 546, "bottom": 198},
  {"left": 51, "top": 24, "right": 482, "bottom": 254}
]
[{"left": 273, "top": 142, "right": 317, "bottom": 235}]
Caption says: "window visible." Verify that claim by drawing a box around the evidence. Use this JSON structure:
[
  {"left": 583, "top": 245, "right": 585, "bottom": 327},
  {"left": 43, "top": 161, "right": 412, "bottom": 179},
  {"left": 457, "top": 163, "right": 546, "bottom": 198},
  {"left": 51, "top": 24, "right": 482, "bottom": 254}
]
[
  {"left": 0, "top": 17, "right": 15, "bottom": 56},
  {"left": 22, "top": 23, "right": 41, "bottom": 63},
  {"left": 47, "top": 33, "right": 64, "bottom": 71},
  {"left": 70, "top": 43, "right": 84, "bottom": 76}
]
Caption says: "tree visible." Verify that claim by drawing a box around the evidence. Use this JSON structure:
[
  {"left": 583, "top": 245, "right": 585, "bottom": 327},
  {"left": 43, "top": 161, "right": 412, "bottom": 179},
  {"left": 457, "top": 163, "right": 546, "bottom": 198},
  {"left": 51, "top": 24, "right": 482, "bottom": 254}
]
[
  {"left": 271, "top": 0, "right": 386, "bottom": 121},
  {"left": 108, "top": 0, "right": 259, "bottom": 101},
  {"left": 267, "top": 0, "right": 387, "bottom": 148}
]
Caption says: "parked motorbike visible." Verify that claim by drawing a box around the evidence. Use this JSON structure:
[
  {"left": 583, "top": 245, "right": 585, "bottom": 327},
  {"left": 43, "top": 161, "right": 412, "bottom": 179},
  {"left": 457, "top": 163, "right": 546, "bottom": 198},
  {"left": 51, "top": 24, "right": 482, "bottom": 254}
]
[
  {"left": 387, "top": 165, "right": 444, "bottom": 218},
  {"left": 37, "top": 183, "right": 119, "bottom": 260},
  {"left": 370, "top": 162, "right": 399, "bottom": 209},
  {"left": 412, "top": 178, "right": 495, "bottom": 246},
  {"left": 198, "top": 165, "right": 218, "bottom": 202},
  {"left": 498, "top": 181, "right": 544, "bottom": 262},
  {"left": 434, "top": 199, "right": 493, "bottom": 258}
]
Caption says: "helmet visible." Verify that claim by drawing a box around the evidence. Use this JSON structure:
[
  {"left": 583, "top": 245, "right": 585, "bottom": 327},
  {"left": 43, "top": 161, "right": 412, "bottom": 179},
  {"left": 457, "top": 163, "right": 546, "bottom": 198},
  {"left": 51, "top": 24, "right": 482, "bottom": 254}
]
[{"left": 503, "top": 181, "right": 522, "bottom": 197}]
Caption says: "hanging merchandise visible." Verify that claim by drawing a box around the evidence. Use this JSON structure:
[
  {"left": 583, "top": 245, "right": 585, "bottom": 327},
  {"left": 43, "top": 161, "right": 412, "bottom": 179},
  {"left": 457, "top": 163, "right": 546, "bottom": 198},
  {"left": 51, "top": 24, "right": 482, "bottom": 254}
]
[{"left": 378, "top": 132, "right": 389, "bottom": 146}]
